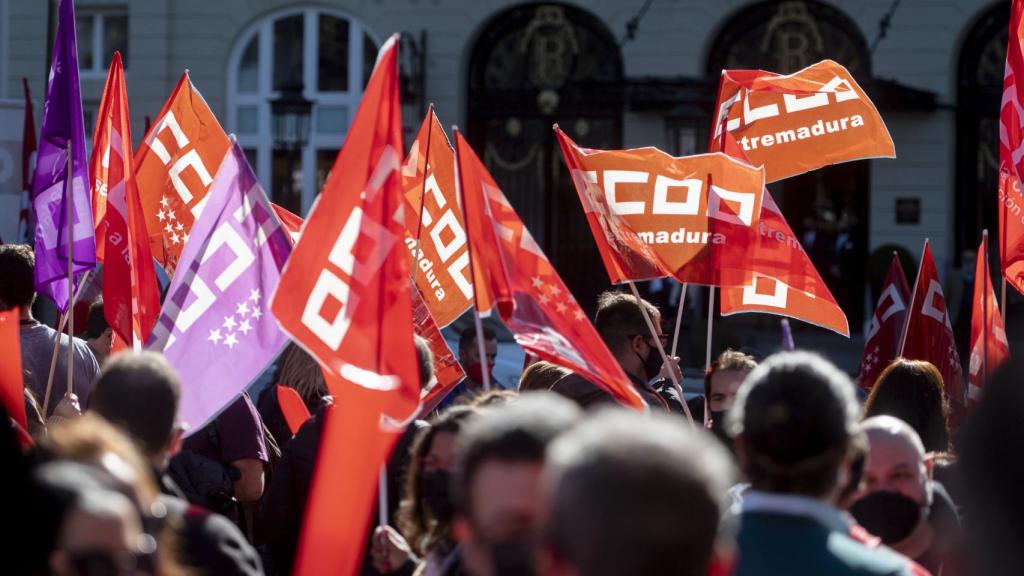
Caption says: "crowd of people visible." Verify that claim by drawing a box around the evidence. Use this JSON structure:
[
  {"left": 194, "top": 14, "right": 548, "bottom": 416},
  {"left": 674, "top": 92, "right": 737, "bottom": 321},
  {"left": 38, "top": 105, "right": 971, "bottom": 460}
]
[{"left": 3, "top": 237, "right": 1024, "bottom": 576}]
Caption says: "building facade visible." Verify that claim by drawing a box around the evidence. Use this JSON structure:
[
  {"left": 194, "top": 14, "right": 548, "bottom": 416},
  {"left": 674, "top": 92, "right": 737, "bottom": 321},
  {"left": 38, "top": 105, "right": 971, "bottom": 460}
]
[{"left": 0, "top": 0, "right": 1012, "bottom": 345}]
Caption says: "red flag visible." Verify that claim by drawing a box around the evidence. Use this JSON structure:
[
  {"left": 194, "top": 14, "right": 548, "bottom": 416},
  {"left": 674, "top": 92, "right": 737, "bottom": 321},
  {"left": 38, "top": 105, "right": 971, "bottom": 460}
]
[
  {"left": 857, "top": 254, "right": 911, "bottom": 389},
  {"left": 1000, "top": 0, "right": 1024, "bottom": 295},
  {"left": 272, "top": 203, "right": 303, "bottom": 245},
  {"left": 135, "top": 72, "right": 231, "bottom": 276},
  {"left": 276, "top": 385, "right": 311, "bottom": 436},
  {"left": 711, "top": 59, "right": 894, "bottom": 183},
  {"left": 556, "top": 127, "right": 766, "bottom": 286},
  {"left": 899, "top": 241, "right": 965, "bottom": 418},
  {"left": 0, "top": 309, "right": 27, "bottom": 430},
  {"left": 90, "top": 53, "right": 160, "bottom": 348},
  {"left": 403, "top": 110, "right": 473, "bottom": 327},
  {"left": 19, "top": 78, "right": 37, "bottom": 242},
  {"left": 412, "top": 286, "right": 465, "bottom": 414},
  {"left": 969, "top": 231, "right": 1010, "bottom": 405},
  {"left": 454, "top": 131, "right": 645, "bottom": 410},
  {"left": 271, "top": 36, "right": 419, "bottom": 576}
]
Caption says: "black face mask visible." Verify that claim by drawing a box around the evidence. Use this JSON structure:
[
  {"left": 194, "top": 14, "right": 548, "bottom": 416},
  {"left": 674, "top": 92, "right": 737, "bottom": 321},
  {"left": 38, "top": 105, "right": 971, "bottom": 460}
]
[
  {"left": 638, "top": 343, "right": 662, "bottom": 382},
  {"left": 490, "top": 538, "right": 535, "bottom": 576},
  {"left": 849, "top": 490, "right": 924, "bottom": 545},
  {"left": 420, "top": 469, "right": 455, "bottom": 523},
  {"left": 709, "top": 410, "right": 732, "bottom": 447}
]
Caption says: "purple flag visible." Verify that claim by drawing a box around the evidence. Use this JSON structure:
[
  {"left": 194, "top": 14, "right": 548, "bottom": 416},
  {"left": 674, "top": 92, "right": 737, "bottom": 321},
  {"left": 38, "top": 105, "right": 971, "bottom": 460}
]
[
  {"left": 32, "top": 0, "right": 95, "bottom": 312},
  {"left": 147, "top": 143, "right": 292, "bottom": 433}
]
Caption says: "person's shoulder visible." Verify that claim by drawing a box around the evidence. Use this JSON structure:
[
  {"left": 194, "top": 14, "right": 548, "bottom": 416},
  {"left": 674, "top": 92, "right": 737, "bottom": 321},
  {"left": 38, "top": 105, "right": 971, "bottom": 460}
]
[
  {"left": 825, "top": 529, "right": 921, "bottom": 575},
  {"left": 159, "top": 494, "right": 264, "bottom": 575},
  {"left": 549, "top": 373, "right": 613, "bottom": 406}
]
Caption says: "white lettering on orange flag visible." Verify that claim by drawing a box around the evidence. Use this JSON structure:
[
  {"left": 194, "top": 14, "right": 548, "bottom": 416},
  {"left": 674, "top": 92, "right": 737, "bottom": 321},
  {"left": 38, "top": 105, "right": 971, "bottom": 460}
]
[
  {"left": 711, "top": 60, "right": 895, "bottom": 183},
  {"left": 401, "top": 110, "right": 473, "bottom": 327},
  {"left": 135, "top": 72, "right": 231, "bottom": 276}
]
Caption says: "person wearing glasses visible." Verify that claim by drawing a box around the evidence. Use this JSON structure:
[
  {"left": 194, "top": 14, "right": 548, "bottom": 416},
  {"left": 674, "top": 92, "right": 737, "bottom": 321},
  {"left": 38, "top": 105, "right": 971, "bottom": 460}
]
[{"left": 550, "top": 291, "right": 685, "bottom": 413}]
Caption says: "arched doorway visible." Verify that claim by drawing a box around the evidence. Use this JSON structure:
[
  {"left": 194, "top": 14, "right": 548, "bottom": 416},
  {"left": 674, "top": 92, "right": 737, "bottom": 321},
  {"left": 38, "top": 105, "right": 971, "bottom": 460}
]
[
  {"left": 956, "top": 2, "right": 1009, "bottom": 268},
  {"left": 226, "top": 7, "right": 378, "bottom": 215},
  {"left": 467, "top": 3, "right": 624, "bottom": 311},
  {"left": 707, "top": 0, "right": 873, "bottom": 330}
]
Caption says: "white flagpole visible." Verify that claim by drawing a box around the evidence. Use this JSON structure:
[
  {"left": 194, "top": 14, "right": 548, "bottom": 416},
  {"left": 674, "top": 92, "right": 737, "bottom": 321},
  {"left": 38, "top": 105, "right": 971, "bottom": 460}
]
[
  {"left": 670, "top": 282, "right": 688, "bottom": 358},
  {"left": 705, "top": 286, "right": 716, "bottom": 370},
  {"left": 1002, "top": 277, "right": 1008, "bottom": 319},
  {"left": 378, "top": 465, "right": 389, "bottom": 527},
  {"left": 64, "top": 140, "right": 75, "bottom": 398},
  {"left": 983, "top": 230, "right": 990, "bottom": 389},
  {"left": 627, "top": 281, "right": 694, "bottom": 426}
]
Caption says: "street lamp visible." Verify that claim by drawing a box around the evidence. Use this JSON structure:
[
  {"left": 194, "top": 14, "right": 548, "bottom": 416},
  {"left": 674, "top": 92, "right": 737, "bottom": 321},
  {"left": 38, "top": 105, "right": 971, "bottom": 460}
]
[{"left": 270, "top": 82, "right": 312, "bottom": 212}]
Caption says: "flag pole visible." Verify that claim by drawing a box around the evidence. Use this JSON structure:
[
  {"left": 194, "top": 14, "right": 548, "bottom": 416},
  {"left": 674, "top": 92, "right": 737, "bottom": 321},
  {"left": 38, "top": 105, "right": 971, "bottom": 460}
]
[
  {"left": 983, "top": 230, "right": 990, "bottom": 389},
  {"left": 452, "top": 126, "right": 492, "bottom": 392},
  {"left": 627, "top": 280, "right": 694, "bottom": 426},
  {"left": 409, "top": 104, "right": 435, "bottom": 281},
  {"left": 41, "top": 311, "right": 68, "bottom": 417},
  {"left": 378, "top": 465, "right": 389, "bottom": 527},
  {"left": 1001, "top": 277, "right": 1007, "bottom": 319},
  {"left": 64, "top": 140, "right": 75, "bottom": 399},
  {"left": 898, "top": 239, "right": 928, "bottom": 356},
  {"left": 670, "top": 282, "right": 688, "bottom": 358},
  {"left": 705, "top": 286, "right": 716, "bottom": 370}
]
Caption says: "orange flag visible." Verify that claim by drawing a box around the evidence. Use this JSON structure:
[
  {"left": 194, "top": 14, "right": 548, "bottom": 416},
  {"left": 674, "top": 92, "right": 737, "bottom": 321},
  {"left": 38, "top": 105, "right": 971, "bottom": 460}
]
[
  {"left": 969, "top": 231, "right": 1010, "bottom": 406},
  {"left": 271, "top": 36, "right": 419, "bottom": 576},
  {"left": 718, "top": 191, "right": 850, "bottom": 336},
  {"left": 276, "top": 385, "right": 312, "bottom": 436},
  {"left": 403, "top": 110, "right": 473, "bottom": 327},
  {"left": 134, "top": 72, "right": 231, "bottom": 276},
  {"left": 455, "top": 131, "right": 645, "bottom": 410},
  {"left": 711, "top": 59, "right": 894, "bottom": 183},
  {"left": 90, "top": 52, "right": 160, "bottom": 349},
  {"left": 1000, "top": 0, "right": 1024, "bottom": 294},
  {"left": 0, "top": 309, "right": 27, "bottom": 430},
  {"left": 899, "top": 241, "right": 965, "bottom": 419},
  {"left": 556, "top": 127, "right": 766, "bottom": 286}
]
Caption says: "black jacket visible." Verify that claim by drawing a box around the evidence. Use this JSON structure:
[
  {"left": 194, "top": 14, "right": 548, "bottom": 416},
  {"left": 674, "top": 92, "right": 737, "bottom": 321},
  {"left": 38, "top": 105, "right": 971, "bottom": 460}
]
[{"left": 550, "top": 372, "right": 694, "bottom": 415}]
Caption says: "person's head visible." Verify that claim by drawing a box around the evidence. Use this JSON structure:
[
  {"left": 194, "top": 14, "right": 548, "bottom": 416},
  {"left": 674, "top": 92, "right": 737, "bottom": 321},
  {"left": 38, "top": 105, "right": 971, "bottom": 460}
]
[
  {"left": 28, "top": 461, "right": 158, "bottom": 576},
  {"left": 398, "top": 406, "right": 478, "bottom": 556},
  {"left": 459, "top": 326, "right": 498, "bottom": 385},
  {"left": 864, "top": 359, "right": 950, "bottom": 453},
  {"left": 85, "top": 298, "right": 114, "bottom": 365},
  {"left": 518, "top": 361, "right": 570, "bottom": 393},
  {"left": 848, "top": 416, "right": 934, "bottom": 554},
  {"left": 538, "top": 409, "right": 735, "bottom": 576},
  {"left": 594, "top": 291, "right": 665, "bottom": 382},
  {"left": 276, "top": 343, "right": 328, "bottom": 411},
  {"left": 414, "top": 335, "right": 437, "bottom": 393},
  {"left": 0, "top": 244, "right": 36, "bottom": 315},
  {"left": 728, "top": 351, "right": 859, "bottom": 501},
  {"left": 454, "top": 393, "right": 582, "bottom": 576},
  {"left": 460, "top": 389, "right": 519, "bottom": 408},
  {"left": 705, "top": 350, "right": 757, "bottom": 446},
  {"left": 89, "top": 352, "right": 182, "bottom": 470}
]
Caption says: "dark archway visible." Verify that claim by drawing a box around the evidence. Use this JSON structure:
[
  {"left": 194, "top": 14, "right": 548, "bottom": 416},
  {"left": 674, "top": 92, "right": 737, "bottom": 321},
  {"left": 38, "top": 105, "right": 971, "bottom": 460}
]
[
  {"left": 955, "top": 2, "right": 1009, "bottom": 268},
  {"left": 707, "top": 0, "right": 873, "bottom": 331},
  {"left": 467, "top": 3, "right": 624, "bottom": 311}
]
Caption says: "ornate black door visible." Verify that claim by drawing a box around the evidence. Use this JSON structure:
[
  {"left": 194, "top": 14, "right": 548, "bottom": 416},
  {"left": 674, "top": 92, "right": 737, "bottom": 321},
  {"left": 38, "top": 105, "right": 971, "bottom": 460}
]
[{"left": 467, "top": 3, "right": 624, "bottom": 312}]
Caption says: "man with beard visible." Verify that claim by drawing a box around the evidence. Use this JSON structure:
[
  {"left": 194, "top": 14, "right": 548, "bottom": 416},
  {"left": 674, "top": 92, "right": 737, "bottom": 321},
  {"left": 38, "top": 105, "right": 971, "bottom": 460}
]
[
  {"left": 849, "top": 416, "right": 964, "bottom": 575},
  {"left": 705, "top": 350, "right": 757, "bottom": 449},
  {"left": 550, "top": 291, "right": 684, "bottom": 413}
]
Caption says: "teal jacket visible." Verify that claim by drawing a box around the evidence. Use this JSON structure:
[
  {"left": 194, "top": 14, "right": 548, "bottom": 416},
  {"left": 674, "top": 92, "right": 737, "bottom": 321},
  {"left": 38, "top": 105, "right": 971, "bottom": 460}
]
[{"left": 734, "top": 492, "right": 923, "bottom": 576}]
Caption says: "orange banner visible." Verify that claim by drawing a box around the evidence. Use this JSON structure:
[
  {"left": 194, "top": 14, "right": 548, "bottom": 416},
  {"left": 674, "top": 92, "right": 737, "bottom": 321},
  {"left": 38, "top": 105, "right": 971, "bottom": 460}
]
[
  {"left": 402, "top": 111, "right": 473, "bottom": 327},
  {"left": 711, "top": 60, "right": 894, "bottom": 183},
  {"left": 556, "top": 128, "right": 765, "bottom": 285},
  {"left": 0, "top": 309, "right": 26, "bottom": 430},
  {"left": 135, "top": 72, "right": 231, "bottom": 276}
]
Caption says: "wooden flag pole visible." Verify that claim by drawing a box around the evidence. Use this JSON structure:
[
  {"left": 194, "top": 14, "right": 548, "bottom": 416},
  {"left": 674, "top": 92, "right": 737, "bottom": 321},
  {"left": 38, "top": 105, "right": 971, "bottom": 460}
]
[
  {"left": 1001, "top": 277, "right": 1007, "bottom": 320},
  {"left": 670, "top": 282, "right": 688, "bottom": 358},
  {"left": 898, "top": 239, "right": 928, "bottom": 356},
  {"left": 983, "top": 230, "right": 990, "bottom": 390},
  {"left": 627, "top": 281, "right": 694, "bottom": 426},
  {"left": 452, "top": 125, "right": 492, "bottom": 392},
  {"left": 41, "top": 311, "right": 68, "bottom": 417}
]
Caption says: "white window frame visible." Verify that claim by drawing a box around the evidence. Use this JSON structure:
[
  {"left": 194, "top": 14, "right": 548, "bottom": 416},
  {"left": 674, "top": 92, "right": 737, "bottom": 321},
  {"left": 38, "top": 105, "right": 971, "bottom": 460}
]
[
  {"left": 226, "top": 7, "right": 378, "bottom": 214},
  {"left": 77, "top": 8, "right": 129, "bottom": 78}
]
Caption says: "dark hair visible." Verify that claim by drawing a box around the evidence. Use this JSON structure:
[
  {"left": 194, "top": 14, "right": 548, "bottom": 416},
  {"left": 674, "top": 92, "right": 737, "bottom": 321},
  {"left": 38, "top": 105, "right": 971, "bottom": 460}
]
[
  {"left": 454, "top": 393, "right": 581, "bottom": 517},
  {"left": 89, "top": 352, "right": 181, "bottom": 457},
  {"left": 543, "top": 409, "right": 733, "bottom": 576},
  {"left": 704, "top": 349, "right": 757, "bottom": 398},
  {"left": 85, "top": 298, "right": 110, "bottom": 339},
  {"left": 458, "top": 325, "right": 496, "bottom": 352},
  {"left": 593, "top": 291, "right": 660, "bottom": 355},
  {"left": 397, "top": 406, "right": 478, "bottom": 556},
  {"left": 728, "top": 352, "right": 858, "bottom": 497},
  {"left": 414, "top": 335, "right": 435, "bottom": 390},
  {"left": 518, "top": 360, "right": 570, "bottom": 392},
  {"left": 275, "top": 343, "right": 327, "bottom": 412},
  {"left": 863, "top": 359, "right": 950, "bottom": 453},
  {"left": 0, "top": 244, "right": 36, "bottom": 310}
]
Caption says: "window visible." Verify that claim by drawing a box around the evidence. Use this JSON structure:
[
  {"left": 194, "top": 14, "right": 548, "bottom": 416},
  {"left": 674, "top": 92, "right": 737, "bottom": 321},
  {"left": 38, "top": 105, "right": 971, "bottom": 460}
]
[
  {"left": 227, "top": 8, "right": 378, "bottom": 214},
  {"left": 76, "top": 9, "right": 128, "bottom": 75}
]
